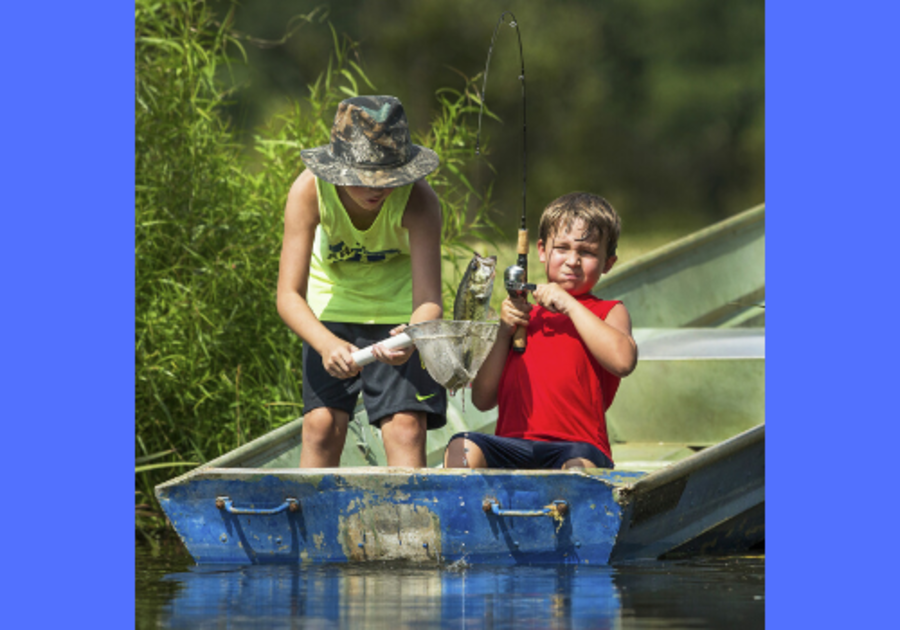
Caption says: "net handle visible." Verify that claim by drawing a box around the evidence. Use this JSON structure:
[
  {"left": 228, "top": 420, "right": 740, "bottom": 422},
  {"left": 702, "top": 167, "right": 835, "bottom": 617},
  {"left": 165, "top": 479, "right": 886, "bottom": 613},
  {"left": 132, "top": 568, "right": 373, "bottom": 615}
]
[{"left": 350, "top": 332, "right": 414, "bottom": 368}]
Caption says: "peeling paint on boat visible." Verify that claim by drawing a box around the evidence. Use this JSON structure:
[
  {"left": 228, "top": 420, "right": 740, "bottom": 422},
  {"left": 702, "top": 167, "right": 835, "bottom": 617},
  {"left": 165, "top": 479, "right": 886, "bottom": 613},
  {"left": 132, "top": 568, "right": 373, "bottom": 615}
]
[{"left": 339, "top": 503, "right": 441, "bottom": 561}]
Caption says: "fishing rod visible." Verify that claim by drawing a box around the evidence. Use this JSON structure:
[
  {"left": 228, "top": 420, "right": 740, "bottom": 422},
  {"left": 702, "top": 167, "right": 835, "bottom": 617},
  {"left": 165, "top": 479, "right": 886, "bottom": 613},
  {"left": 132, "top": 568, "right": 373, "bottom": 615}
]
[{"left": 476, "top": 10, "right": 531, "bottom": 353}]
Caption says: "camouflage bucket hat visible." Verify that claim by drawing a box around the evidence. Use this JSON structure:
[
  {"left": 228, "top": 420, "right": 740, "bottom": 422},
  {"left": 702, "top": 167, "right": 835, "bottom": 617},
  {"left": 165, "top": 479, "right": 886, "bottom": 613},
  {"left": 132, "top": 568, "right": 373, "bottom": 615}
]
[{"left": 300, "top": 95, "right": 440, "bottom": 188}]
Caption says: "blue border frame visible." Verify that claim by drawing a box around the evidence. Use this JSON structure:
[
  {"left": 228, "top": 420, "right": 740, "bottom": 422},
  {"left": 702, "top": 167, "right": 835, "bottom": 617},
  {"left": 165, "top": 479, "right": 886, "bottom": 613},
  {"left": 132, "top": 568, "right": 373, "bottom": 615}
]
[
  {"left": 768, "top": 1, "right": 897, "bottom": 627},
  {"left": 3, "top": 3, "right": 134, "bottom": 626},
  {"left": 7, "top": 1, "right": 896, "bottom": 626}
]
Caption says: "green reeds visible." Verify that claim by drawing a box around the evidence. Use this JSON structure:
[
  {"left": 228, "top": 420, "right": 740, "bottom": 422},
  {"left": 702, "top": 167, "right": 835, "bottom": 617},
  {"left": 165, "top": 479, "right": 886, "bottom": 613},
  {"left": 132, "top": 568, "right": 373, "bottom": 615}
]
[{"left": 135, "top": 0, "right": 499, "bottom": 533}]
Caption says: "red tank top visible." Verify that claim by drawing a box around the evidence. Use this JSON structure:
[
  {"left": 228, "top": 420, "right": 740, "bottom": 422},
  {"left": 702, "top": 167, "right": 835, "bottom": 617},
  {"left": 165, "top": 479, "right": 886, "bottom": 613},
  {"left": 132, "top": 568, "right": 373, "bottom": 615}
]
[{"left": 496, "top": 294, "right": 621, "bottom": 460}]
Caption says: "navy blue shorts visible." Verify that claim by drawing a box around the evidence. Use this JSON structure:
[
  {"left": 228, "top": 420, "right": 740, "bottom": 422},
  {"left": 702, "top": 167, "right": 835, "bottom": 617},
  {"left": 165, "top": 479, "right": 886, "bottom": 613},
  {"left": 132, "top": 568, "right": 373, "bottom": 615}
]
[
  {"left": 302, "top": 321, "right": 447, "bottom": 429},
  {"left": 449, "top": 432, "right": 614, "bottom": 469}
]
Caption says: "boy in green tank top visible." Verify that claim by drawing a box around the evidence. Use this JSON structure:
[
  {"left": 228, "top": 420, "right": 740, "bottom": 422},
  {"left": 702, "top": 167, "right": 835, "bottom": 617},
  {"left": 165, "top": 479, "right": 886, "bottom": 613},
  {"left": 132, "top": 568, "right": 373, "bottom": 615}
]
[{"left": 277, "top": 96, "right": 446, "bottom": 468}]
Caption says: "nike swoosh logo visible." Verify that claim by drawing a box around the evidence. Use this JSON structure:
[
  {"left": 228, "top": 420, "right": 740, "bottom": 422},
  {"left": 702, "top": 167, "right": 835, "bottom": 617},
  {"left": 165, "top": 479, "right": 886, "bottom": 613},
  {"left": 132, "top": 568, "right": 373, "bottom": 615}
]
[{"left": 416, "top": 393, "right": 436, "bottom": 402}]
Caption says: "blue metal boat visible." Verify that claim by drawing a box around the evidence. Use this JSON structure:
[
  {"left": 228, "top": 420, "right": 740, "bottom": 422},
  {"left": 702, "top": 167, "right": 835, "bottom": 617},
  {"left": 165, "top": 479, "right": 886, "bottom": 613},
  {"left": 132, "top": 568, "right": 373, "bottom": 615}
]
[
  {"left": 156, "top": 206, "right": 765, "bottom": 565},
  {"left": 155, "top": 397, "right": 763, "bottom": 565}
]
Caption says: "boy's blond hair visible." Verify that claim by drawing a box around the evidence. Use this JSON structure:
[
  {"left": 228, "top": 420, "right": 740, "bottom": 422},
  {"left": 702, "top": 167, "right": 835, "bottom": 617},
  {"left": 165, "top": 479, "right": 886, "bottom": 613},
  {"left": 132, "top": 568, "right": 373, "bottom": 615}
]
[{"left": 538, "top": 192, "right": 620, "bottom": 257}]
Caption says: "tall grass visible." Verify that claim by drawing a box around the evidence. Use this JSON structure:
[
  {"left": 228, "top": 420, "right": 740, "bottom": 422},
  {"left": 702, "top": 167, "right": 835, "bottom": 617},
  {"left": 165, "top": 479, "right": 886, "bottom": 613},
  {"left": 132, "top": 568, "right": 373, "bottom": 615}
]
[{"left": 135, "top": 0, "right": 499, "bottom": 536}]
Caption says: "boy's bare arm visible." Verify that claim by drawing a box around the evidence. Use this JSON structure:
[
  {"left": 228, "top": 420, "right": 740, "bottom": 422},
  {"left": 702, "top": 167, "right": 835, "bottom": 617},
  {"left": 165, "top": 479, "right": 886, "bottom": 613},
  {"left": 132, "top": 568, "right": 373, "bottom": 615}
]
[
  {"left": 471, "top": 296, "right": 530, "bottom": 411},
  {"left": 572, "top": 302, "right": 637, "bottom": 377},
  {"left": 371, "top": 180, "right": 444, "bottom": 366},
  {"left": 276, "top": 171, "right": 361, "bottom": 378},
  {"left": 532, "top": 284, "right": 637, "bottom": 377},
  {"left": 403, "top": 180, "right": 444, "bottom": 324}
]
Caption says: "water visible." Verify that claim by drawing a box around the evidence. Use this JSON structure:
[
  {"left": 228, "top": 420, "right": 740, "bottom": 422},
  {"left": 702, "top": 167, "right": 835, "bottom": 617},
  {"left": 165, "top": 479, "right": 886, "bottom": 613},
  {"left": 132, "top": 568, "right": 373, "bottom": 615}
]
[{"left": 137, "top": 543, "right": 764, "bottom": 629}]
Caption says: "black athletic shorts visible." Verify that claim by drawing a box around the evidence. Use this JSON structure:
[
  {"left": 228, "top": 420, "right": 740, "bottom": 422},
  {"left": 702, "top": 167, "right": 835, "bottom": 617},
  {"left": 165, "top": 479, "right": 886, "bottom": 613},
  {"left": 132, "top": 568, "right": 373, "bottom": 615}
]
[
  {"left": 302, "top": 321, "right": 447, "bottom": 429},
  {"left": 449, "top": 432, "right": 614, "bottom": 469}
]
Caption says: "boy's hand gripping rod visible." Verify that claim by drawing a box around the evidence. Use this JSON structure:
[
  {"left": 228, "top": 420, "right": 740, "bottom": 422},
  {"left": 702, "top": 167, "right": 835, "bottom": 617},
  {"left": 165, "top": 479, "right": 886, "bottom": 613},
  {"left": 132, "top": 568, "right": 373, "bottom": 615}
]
[{"left": 504, "top": 239, "right": 533, "bottom": 354}]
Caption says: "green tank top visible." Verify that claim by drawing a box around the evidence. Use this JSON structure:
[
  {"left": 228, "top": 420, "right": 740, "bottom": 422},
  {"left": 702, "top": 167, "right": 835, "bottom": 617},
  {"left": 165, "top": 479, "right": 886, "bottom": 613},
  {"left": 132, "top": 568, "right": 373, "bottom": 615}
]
[{"left": 307, "top": 177, "right": 415, "bottom": 323}]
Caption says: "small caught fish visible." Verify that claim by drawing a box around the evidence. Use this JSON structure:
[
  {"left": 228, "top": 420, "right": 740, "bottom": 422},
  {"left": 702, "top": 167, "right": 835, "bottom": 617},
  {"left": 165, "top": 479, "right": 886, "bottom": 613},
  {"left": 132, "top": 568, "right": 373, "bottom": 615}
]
[
  {"left": 444, "top": 253, "right": 498, "bottom": 397},
  {"left": 453, "top": 253, "right": 497, "bottom": 321}
]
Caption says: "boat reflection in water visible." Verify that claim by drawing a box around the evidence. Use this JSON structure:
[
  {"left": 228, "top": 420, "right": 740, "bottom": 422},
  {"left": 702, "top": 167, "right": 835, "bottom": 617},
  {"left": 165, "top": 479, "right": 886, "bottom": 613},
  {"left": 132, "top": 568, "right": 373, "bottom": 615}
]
[
  {"left": 156, "top": 555, "right": 764, "bottom": 629},
  {"left": 160, "top": 562, "right": 621, "bottom": 629}
]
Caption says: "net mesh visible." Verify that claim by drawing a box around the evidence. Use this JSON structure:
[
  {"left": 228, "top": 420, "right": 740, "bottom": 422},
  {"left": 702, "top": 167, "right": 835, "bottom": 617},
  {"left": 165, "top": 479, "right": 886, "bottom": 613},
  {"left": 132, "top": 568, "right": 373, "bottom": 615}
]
[{"left": 406, "top": 320, "right": 499, "bottom": 392}]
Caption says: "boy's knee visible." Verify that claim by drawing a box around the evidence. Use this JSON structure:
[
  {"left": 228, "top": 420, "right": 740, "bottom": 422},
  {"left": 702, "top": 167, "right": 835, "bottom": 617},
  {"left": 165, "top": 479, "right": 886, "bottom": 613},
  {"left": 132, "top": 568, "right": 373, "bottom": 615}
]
[
  {"left": 443, "top": 437, "right": 466, "bottom": 467},
  {"left": 444, "top": 436, "right": 486, "bottom": 468},
  {"left": 380, "top": 412, "right": 427, "bottom": 467},
  {"left": 300, "top": 408, "right": 350, "bottom": 467},
  {"left": 562, "top": 457, "right": 595, "bottom": 470},
  {"left": 302, "top": 409, "right": 348, "bottom": 446},
  {"left": 380, "top": 412, "right": 426, "bottom": 445}
]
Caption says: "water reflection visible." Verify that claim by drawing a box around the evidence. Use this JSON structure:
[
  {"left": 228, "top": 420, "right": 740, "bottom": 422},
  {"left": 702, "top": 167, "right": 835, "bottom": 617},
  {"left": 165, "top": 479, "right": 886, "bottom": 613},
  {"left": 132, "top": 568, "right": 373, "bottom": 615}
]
[
  {"left": 137, "top": 544, "right": 764, "bottom": 629},
  {"left": 158, "top": 563, "right": 620, "bottom": 629}
]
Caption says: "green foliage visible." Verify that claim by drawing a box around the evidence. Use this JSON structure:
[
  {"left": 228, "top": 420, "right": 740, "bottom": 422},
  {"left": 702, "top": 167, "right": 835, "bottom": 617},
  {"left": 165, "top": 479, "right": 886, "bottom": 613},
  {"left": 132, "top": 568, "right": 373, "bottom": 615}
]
[
  {"left": 417, "top": 80, "right": 503, "bottom": 308},
  {"left": 211, "top": 0, "right": 764, "bottom": 231},
  {"left": 135, "top": 0, "right": 500, "bottom": 525},
  {"left": 136, "top": 0, "right": 285, "bottom": 471}
]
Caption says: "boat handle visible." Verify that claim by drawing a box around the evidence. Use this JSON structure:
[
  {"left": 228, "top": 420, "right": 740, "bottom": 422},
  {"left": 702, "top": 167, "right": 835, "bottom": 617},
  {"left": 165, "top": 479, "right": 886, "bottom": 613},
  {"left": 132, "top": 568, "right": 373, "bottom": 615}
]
[
  {"left": 482, "top": 499, "right": 568, "bottom": 518},
  {"left": 215, "top": 496, "right": 300, "bottom": 515}
]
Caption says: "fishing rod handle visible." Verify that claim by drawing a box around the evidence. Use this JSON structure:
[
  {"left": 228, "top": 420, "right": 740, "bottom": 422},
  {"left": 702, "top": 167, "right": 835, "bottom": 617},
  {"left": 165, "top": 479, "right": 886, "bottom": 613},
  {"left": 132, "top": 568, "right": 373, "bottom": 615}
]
[
  {"left": 517, "top": 229, "right": 529, "bottom": 255},
  {"left": 512, "top": 322, "right": 527, "bottom": 353},
  {"left": 514, "top": 229, "right": 528, "bottom": 352},
  {"left": 350, "top": 332, "right": 413, "bottom": 368}
]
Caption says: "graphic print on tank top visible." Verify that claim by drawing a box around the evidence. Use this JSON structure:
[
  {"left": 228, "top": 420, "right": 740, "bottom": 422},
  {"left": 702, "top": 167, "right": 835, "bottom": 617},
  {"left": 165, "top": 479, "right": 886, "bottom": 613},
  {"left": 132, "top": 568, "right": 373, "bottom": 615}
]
[{"left": 326, "top": 241, "right": 401, "bottom": 263}]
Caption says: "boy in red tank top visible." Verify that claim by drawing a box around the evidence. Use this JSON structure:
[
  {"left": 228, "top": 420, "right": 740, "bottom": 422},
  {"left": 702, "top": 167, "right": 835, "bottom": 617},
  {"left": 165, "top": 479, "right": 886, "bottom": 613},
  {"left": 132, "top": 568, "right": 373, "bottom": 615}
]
[{"left": 444, "top": 192, "right": 637, "bottom": 470}]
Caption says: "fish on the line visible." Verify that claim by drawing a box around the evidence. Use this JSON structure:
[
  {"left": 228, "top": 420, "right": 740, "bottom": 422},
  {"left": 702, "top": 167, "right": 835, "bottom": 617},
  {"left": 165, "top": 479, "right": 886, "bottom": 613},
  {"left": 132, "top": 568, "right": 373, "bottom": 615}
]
[
  {"left": 453, "top": 253, "right": 497, "bottom": 322},
  {"left": 431, "top": 252, "right": 498, "bottom": 396}
]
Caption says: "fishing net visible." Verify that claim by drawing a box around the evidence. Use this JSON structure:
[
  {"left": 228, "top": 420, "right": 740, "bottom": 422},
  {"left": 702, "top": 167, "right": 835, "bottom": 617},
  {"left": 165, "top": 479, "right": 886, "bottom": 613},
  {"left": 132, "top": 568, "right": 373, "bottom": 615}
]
[{"left": 405, "top": 320, "right": 499, "bottom": 392}]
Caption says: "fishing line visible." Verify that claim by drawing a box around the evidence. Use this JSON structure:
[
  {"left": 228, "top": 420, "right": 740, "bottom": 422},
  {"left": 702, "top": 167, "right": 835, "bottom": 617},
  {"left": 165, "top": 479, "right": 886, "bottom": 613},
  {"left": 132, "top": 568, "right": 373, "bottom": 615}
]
[
  {"left": 475, "top": 11, "right": 531, "bottom": 353},
  {"left": 476, "top": 10, "right": 527, "bottom": 237}
]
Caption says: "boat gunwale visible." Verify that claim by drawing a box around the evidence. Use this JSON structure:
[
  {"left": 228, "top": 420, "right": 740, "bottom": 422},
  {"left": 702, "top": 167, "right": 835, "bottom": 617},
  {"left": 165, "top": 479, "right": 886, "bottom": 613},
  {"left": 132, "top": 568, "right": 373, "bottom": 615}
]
[
  {"left": 615, "top": 423, "right": 764, "bottom": 500},
  {"left": 155, "top": 417, "right": 304, "bottom": 491},
  {"left": 162, "top": 465, "right": 648, "bottom": 484}
]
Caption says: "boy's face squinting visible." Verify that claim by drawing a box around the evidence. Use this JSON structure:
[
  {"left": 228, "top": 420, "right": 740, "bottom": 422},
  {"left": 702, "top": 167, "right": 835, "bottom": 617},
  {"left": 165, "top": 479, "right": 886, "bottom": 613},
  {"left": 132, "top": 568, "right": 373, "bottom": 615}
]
[
  {"left": 538, "top": 219, "right": 617, "bottom": 296},
  {"left": 343, "top": 185, "right": 395, "bottom": 211}
]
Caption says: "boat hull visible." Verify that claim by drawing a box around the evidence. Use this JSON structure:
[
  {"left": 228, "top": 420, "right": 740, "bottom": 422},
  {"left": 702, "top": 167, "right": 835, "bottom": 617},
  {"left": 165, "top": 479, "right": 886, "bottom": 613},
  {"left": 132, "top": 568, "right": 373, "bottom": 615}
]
[
  {"left": 157, "top": 468, "right": 644, "bottom": 565},
  {"left": 611, "top": 423, "right": 764, "bottom": 561},
  {"left": 156, "top": 425, "right": 763, "bottom": 565}
]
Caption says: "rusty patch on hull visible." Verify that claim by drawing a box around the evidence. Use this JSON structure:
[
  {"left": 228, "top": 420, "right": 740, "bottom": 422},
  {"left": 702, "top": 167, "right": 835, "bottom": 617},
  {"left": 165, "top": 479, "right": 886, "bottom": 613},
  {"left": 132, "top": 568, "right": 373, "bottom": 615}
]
[{"left": 339, "top": 503, "right": 441, "bottom": 562}]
